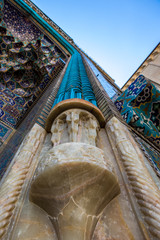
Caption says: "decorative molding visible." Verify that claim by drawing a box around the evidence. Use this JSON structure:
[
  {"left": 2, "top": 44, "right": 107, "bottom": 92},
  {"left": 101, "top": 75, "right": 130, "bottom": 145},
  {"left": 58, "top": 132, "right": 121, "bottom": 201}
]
[
  {"left": 0, "top": 123, "right": 46, "bottom": 238},
  {"left": 36, "top": 57, "right": 71, "bottom": 128},
  {"left": 106, "top": 117, "right": 160, "bottom": 239},
  {"left": 50, "top": 109, "right": 99, "bottom": 147},
  {"left": 45, "top": 98, "right": 105, "bottom": 132}
]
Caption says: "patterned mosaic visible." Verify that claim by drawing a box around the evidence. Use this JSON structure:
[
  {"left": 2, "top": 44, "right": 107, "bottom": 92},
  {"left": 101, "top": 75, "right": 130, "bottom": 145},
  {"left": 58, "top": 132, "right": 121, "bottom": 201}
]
[
  {"left": 3, "top": 0, "right": 41, "bottom": 41},
  {"left": 0, "top": 0, "right": 66, "bottom": 128},
  {"left": 0, "top": 120, "right": 13, "bottom": 143},
  {"left": 0, "top": 76, "right": 60, "bottom": 177},
  {"left": 135, "top": 135, "right": 160, "bottom": 177},
  {"left": 115, "top": 75, "right": 160, "bottom": 148}
]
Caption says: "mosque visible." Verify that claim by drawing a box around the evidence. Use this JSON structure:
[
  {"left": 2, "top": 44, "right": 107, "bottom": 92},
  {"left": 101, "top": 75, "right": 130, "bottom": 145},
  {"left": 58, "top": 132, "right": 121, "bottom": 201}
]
[{"left": 0, "top": 0, "right": 160, "bottom": 239}]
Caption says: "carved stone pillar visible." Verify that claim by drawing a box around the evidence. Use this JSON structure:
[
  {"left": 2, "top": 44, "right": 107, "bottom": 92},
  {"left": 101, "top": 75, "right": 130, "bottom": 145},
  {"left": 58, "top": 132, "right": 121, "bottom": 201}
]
[
  {"left": 29, "top": 99, "right": 120, "bottom": 240},
  {"left": 106, "top": 116, "right": 160, "bottom": 239},
  {"left": 0, "top": 123, "right": 46, "bottom": 239}
]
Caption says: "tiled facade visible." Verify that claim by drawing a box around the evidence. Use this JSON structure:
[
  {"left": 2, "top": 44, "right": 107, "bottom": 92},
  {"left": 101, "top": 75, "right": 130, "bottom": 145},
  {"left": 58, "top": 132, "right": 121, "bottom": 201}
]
[
  {"left": 0, "top": 1, "right": 160, "bottom": 240},
  {"left": 115, "top": 75, "right": 160, "bottom": 148},
  {"left": 0, "top": 0, "right": 67, "bottom": 146}
]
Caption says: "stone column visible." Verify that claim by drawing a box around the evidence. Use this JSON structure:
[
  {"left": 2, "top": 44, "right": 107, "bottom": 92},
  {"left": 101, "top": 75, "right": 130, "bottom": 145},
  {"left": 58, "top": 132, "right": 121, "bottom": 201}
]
[
  {"left": 106, "top": 116, "right": 160, "bottom": 239},
  {"left": 0, "top": 124, "right": 46, "bottom": 239},
  {"left": 29, "top": 99, "right": 120, "bottom": 240}
]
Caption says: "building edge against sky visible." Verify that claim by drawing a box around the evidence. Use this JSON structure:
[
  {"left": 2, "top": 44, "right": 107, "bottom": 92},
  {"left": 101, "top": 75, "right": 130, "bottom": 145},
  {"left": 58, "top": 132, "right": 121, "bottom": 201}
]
[{"left": 0, "top": 0, "right": 160, "bottom": 240}]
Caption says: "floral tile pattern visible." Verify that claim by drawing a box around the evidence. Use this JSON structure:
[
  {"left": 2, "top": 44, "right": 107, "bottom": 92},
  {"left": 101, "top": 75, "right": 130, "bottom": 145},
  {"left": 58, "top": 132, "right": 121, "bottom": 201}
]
[{"left": 115, "top": 75, "right": 160, "bottom": 148}]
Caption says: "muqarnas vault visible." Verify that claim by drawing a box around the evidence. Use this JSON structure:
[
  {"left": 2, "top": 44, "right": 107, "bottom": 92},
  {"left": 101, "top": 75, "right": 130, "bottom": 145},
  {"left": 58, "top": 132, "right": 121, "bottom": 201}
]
[{"left": 0, "top": 0, "right": 160, "bottom": 240}]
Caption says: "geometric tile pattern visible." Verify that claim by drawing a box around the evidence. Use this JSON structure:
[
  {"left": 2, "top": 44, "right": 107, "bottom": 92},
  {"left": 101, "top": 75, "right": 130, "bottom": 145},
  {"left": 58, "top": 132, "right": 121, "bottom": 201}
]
[
  {"left": 0, "top": 0, "right": 67, "bottom": 129},
  {"left": 4, "top": 0, "right": 41, "bottom": 42},
  {"left": 0, "top": 78, "right": 59, "bottom": 177},
  {"left": 115, "top": 75, "right": 160, "bottom": 148}
]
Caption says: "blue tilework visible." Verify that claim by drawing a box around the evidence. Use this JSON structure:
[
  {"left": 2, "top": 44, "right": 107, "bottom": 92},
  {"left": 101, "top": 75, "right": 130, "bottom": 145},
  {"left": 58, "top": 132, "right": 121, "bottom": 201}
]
[
  {"left": 115, "top": 75, "right": 160, "bottom": 148},
  {"left": 52, "top": 53, "right": 97, "bottom": 107},
  {"left": 0, "top": 0, "right": 67, "bottom": 128}
]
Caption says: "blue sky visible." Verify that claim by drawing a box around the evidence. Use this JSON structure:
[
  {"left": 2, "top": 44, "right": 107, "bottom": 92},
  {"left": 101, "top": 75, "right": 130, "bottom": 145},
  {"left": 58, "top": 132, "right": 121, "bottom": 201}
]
[{"left": 31, "top": 0, "right": 160, "bottom": 88}]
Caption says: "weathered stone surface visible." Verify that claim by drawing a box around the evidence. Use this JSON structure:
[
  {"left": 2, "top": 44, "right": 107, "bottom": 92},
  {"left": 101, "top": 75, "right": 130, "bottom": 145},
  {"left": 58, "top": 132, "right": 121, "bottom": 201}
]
[
  {"left": 11, "top": 203, "right": 57, "bottom": 240},
  {"left": 30, "top": 161, "right": 120, "bottom": 240},
  {"left": 28, "top": 105, "right": 120, "bottom": 240},
  {"left": 93, "top": 199, "right": 136, "bottom": 240},
  {"left": 36, "top": 142, "right": 112, "bottom": 173},
  {"left": 5, "top": 105, "right": 121, "bottom": 240},
  {"left": 45, "top": 98, "right": 105, "bottom": 132},
  {"left": 50, "top": 109, "right": 100, "bottom": 147},
  {"left": 29, "top": 122, "right": 120, "bottom": 240},
  {"left": 93, "top": 128, "right": 145, "bottom": 240}
]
